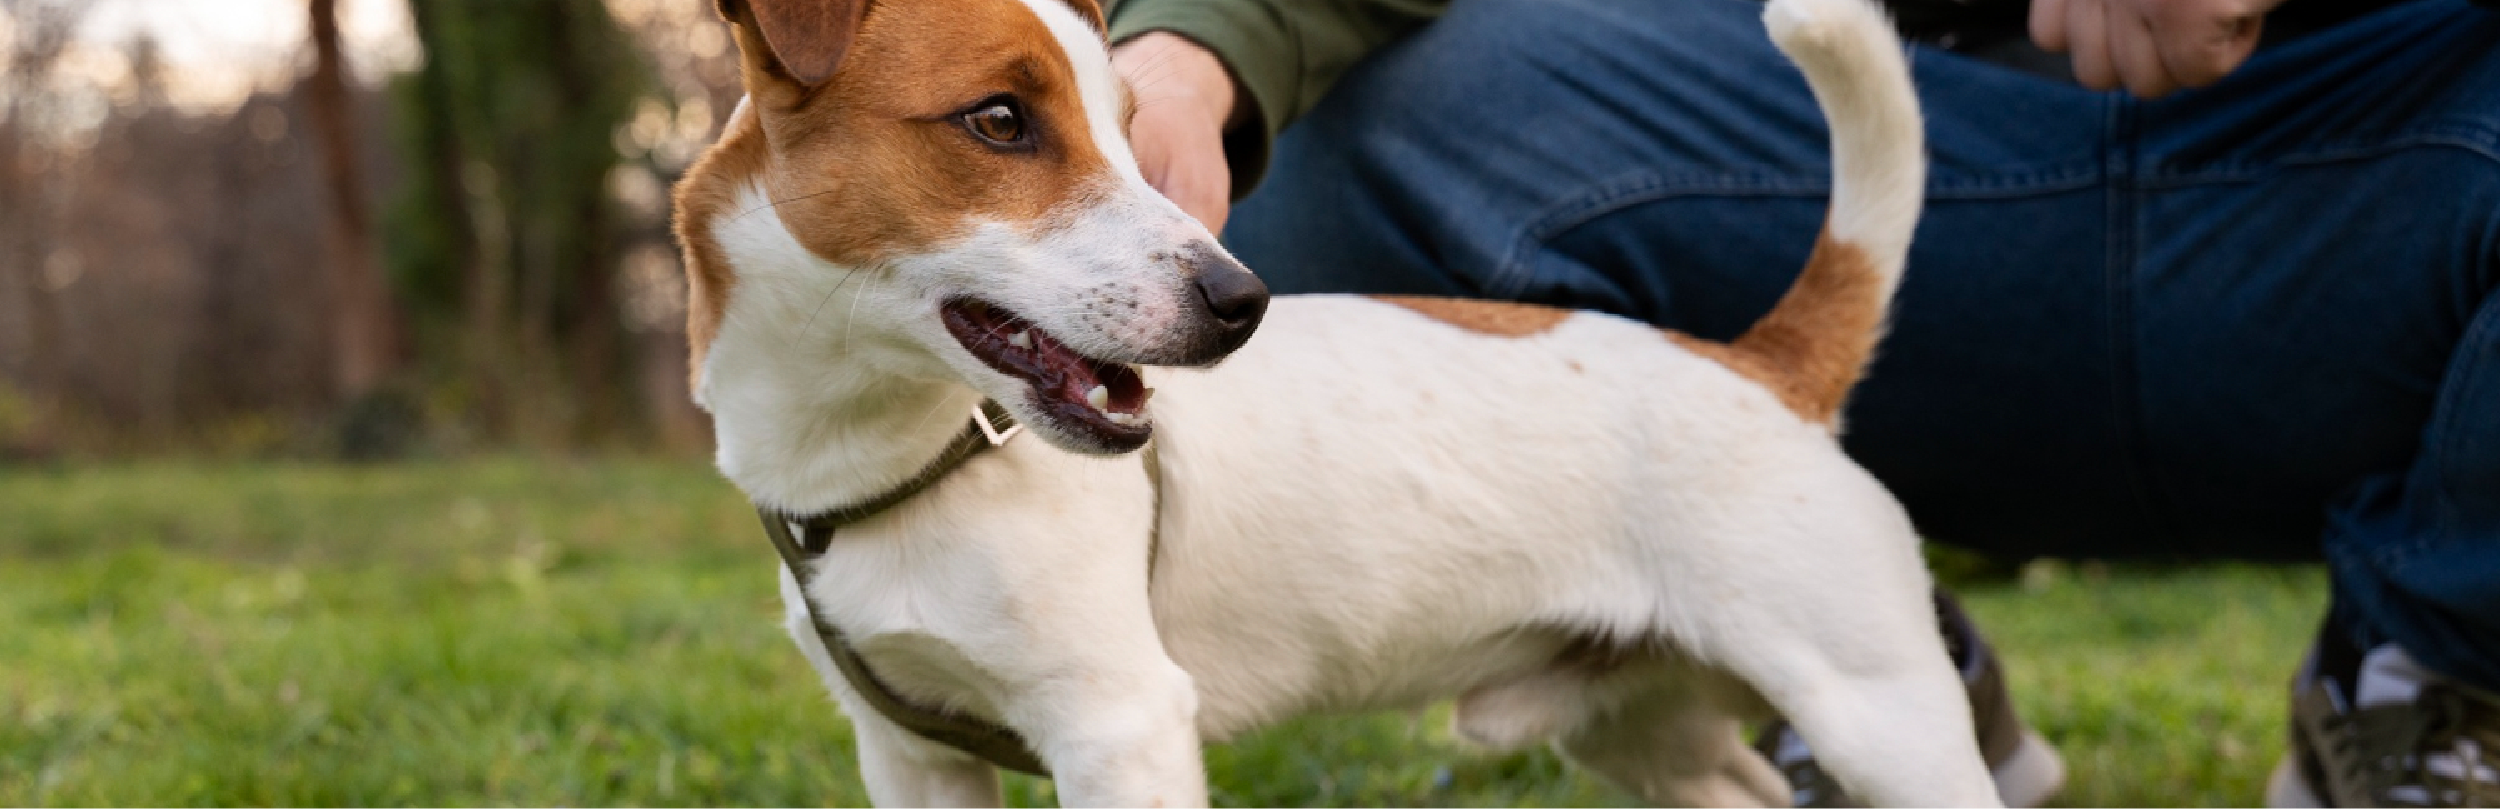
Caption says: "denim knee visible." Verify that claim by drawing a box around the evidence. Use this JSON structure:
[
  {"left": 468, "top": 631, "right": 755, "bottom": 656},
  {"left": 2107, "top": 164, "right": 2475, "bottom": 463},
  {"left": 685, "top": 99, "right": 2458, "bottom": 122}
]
[{"left": 1226, "top": 0, "right": 1799, "bottom": 298}]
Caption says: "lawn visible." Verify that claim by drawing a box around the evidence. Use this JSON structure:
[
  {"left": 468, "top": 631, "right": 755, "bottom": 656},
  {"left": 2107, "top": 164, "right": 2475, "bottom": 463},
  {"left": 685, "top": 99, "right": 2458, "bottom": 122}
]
[{"left": 0, "top": 459, "right": 2324, "bottom": 806}]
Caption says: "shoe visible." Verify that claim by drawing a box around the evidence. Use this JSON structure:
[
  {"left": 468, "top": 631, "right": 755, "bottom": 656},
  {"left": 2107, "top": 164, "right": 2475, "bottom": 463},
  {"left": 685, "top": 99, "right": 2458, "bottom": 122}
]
[
  {"left": 2268, "top": 642, "right": 2500, "bottom": 807},
  {"left": 1752, "top": 591, "right": 2067, "bottom": 807}
]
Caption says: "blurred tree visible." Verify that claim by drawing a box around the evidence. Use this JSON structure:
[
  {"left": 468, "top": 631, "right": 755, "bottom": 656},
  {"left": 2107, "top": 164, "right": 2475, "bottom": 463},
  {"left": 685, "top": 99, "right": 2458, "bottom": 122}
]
[
  {"left": 308, "top": 0, "right": 405, "bottom": 401},
  {"left": 123, "top": 35, "right": 166, "bottom": 109},
  {"left": 0, "top": 0, "right": 86, "bottom": 416},
  {"left": 388, "top": 0, "right": 648, "bottom": 443}
]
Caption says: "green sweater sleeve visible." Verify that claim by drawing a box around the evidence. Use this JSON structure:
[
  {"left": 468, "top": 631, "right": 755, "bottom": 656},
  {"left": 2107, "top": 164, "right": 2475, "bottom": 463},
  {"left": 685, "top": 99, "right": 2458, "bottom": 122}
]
[{"left": 1109, "top": 0, "right": 1448, "bottom": 195}]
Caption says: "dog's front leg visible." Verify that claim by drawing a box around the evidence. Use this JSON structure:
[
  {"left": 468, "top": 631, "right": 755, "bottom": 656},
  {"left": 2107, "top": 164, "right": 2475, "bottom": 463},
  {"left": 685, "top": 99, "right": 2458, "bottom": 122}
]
[
  {"left": 781, "top": 569, "right": 1003, "bottom": 807},
  {"left": 959, "top": 456, "right": 1209, "bottom": 806},
  {"left": 845, "top": 690, "right": 1007, "bottom": 807},
  {"left": 1015, "top": 658, "right": 1208, "bottom": 807}
]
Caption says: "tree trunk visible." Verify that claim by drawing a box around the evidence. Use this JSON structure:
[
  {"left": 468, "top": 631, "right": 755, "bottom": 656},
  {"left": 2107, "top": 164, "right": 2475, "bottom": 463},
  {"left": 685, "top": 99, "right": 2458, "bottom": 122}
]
[
  {"left": 546, "top": 4, "right": 627, "bottom": 437},
  {"left": 2, "top": 125, "right": 60, "bottom": 403},
  {"left": 306, "top": 0, "right": 401, "bottom": 399},
  {"left": 404, "top": 0, "right": 508, "bottom": 431},
  {"left": 0, "top": 2, "right": 81, "bottom": 406}
]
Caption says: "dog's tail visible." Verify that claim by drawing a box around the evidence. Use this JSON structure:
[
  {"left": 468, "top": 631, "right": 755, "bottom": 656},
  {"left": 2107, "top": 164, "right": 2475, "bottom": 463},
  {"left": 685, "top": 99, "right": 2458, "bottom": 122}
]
[{"left": 1723, "top": 0, "right": 1925, "bottom": 427}]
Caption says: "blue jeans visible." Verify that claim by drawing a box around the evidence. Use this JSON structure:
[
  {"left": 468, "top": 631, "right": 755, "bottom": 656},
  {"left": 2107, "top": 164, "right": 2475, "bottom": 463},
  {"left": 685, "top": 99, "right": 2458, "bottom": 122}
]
[{"left": 1223, "top": 0, "right": 2500, "bottom": 689}]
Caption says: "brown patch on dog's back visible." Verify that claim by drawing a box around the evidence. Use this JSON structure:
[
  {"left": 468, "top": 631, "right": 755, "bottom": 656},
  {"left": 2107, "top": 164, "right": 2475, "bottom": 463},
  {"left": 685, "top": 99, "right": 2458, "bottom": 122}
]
[
  {"left": 1665, "top": 332, "right": 1789, "bottom": 407},
  {"left": 1373, "top": 296, "right": 1572, "bottom": 337},
  {"left": 1669, "top": 229, "right": 1887, "bottom": 425}
]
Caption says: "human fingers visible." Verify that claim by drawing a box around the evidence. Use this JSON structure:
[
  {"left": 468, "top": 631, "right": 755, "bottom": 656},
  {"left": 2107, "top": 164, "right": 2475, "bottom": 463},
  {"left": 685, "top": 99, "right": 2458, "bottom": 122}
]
[
  {"left": 1128, "top": 101, "right": 1233, "bottom": 230},
  {"left": 2143, "top": 0, "right": 2265, "bottom": 89},
  {"left": 2065, "top": 0, "right": 2120, "bottom": 90},
  {"left": 1111, "top": 33, "right": 1240, "bottom": 230},
  {"left": 2108, "top": 0, "right": 2180, "bottom": 96},
  {"left": 2032, "top": 0, "right": 2073, "bottom": 51}
]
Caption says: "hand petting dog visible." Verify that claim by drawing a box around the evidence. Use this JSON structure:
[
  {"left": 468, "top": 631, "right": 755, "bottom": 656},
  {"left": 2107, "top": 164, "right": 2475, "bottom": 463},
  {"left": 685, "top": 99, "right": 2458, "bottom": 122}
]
[{"left": 1111, "top": 32, "right": 1240, "bottom": 231}]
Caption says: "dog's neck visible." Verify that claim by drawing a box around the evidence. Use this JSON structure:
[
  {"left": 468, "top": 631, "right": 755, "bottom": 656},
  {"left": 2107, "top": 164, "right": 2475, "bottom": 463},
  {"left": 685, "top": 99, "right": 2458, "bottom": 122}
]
[
  {"left": 695, "top": 185, "right": 987, "bottom": 515},
  {"left": 706, "top": 352, "right": 983, "bottom": 517}
]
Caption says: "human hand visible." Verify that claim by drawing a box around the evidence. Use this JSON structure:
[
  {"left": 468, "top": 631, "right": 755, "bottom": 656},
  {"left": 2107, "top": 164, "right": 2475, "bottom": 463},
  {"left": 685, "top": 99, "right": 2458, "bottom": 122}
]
[
  {"left": 1110, "top": 32, "right": 1241, "bottom": 232},
  {"left": 2031, "top": 0, "right": 2279, "bottom": 97}
]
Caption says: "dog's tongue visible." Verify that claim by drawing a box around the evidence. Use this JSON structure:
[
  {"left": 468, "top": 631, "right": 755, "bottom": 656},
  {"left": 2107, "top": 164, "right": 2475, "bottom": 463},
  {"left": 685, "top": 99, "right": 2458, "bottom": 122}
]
[{"left": 1026, "top": 328, "right": 1147, "bottom": 416}]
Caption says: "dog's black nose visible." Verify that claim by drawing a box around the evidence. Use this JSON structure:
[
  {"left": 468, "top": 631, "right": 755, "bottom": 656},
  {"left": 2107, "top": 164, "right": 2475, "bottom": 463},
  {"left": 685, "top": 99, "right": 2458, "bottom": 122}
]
[
  {"left": 1194, "top": 254, "right": 1269, "bottom": 329},
  {"left": 1175, "top": 242, "right": 1267, "bottom": 362}
]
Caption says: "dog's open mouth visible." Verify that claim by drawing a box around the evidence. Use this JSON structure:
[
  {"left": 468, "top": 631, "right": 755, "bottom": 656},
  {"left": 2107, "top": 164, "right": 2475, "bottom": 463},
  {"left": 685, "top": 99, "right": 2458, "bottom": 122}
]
[{"left": 941, "top": 298, "right": 1152, "bottom": 447}]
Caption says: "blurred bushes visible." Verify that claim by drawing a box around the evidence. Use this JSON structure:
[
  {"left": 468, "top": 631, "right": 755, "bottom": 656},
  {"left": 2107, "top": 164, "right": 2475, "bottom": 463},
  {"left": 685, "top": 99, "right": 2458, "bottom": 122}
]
[{"left": 0, "top": 0, "right": 739, "bottom": 459}]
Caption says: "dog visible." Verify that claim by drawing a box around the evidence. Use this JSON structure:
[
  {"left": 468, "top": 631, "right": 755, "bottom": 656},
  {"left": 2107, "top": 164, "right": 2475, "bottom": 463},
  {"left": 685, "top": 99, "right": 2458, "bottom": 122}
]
[{"left": 670, "top": 0, "right": 1998, "bottom": 802}]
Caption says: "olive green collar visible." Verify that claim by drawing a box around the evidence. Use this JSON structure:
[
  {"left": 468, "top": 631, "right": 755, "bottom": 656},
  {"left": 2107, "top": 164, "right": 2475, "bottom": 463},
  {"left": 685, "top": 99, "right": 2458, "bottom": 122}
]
[{"left": 777, "top": 399, "right": 1022, "bottom": 531}]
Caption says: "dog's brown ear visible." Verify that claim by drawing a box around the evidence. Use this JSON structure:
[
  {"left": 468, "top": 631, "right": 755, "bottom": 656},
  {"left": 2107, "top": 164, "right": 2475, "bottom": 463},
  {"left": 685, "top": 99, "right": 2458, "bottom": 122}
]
[{"left": 716, "top": 0, "right": 867, "bottom": 86}]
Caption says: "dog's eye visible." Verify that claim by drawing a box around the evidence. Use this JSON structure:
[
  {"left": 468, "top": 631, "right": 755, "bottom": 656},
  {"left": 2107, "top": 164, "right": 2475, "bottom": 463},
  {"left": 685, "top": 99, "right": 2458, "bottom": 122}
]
[{"left": 961, "top": 101, "right": 1027, "bottom": 146}]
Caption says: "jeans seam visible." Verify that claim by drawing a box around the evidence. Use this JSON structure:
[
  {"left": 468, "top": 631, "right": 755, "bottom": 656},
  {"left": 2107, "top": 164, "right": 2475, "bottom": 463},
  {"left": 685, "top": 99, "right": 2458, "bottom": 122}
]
[
  {"left": 2107, "top": 96, "right": 2168, "bottom": 539},
  {"left": 2139, "top": 125, "right": 2500, "bottom": 187},
  {"left": 1931, "top": 170, "right": 2105, "bottom": 198},
  {"left": 1494, "top": 166, "right": 2107, "bottom": 295},
  {"left": 1495, "top": 174, "right": 1830, "bottom": 297}
]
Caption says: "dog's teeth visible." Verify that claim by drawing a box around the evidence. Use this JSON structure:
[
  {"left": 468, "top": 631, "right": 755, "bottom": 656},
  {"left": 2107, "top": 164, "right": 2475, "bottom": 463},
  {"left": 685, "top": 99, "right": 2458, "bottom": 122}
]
[
  {"left": 1104, "top": 412, "right": 1139, "bottom": 426},
  {"left": 1006, "top": 331, "right": 1032, "bottom": 350},
  {"left": 1139, "top": 387, "right": 1155, "bottom": 406},
  {"left": 1085, "top": 385, "right": 1110, "bottom": 412}
]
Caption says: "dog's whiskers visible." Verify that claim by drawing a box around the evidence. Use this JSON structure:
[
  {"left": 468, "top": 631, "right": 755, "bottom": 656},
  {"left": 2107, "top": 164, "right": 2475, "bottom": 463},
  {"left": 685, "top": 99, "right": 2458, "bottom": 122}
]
[
  {"left": 904, "top": 383, "right": 963, "bottom": 436},
  {"left": 733, "top": 188, "right": 845, "bottom": 223},
  {"left": 803, "top": 260, "right": 883, "bottom": 342},
  {"left": 842, "top": 273, "right": 878, "bottom": 350}
]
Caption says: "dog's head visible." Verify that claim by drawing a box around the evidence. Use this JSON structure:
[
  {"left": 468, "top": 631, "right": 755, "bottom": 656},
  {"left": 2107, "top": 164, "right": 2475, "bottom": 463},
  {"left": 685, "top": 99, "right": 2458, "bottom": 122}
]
[{"left": 680, "top": 0, "right": 1265, "bottom": 455}]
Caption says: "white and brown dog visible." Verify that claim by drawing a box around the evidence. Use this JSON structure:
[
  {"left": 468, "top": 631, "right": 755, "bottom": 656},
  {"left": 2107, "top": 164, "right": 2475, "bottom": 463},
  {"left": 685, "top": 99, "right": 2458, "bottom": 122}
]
[{"left": 672, "top": 0, "right": 1999, "bottom": 802}]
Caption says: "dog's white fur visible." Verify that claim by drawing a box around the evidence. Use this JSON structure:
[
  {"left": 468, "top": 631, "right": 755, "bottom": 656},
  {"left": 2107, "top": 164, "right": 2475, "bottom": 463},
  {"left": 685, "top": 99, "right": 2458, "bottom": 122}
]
[{"left": 685, "top": 0, "right": 1998, "bottom": 802}]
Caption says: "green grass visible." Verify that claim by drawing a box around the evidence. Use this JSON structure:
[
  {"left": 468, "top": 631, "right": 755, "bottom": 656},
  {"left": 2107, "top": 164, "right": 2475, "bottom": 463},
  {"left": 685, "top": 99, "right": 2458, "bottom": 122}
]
[{"left": 0, "top": 459, "right": 2324, "bottom": 806}]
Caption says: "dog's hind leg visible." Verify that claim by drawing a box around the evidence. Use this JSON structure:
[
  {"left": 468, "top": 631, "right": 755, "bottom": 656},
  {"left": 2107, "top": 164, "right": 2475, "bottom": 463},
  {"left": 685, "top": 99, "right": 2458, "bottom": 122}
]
[
  {"left": 1673, "top": 479, "right": 2002, "bottom": 807},
  {"left": 1726, "top": 644, "right": 1996, "bottom": 808},
  {"left": 1553, "top": 671, "right": 1791, "bottom": 807}
]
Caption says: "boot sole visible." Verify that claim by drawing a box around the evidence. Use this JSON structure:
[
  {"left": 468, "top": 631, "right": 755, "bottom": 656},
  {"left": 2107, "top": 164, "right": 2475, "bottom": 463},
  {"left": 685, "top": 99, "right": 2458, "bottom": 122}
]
[{"left": 2265, "top": 756, "right": 2328, "bottom": 808}]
